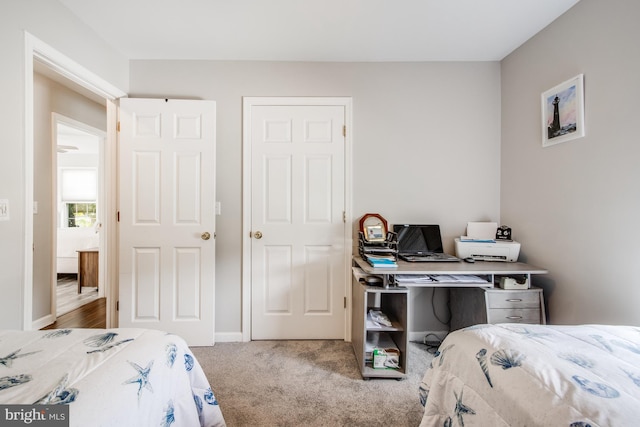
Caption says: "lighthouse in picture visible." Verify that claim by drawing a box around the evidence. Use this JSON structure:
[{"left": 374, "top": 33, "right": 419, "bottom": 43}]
[{"left": 549, "top": 95, "right": 561, "bottom": 138}]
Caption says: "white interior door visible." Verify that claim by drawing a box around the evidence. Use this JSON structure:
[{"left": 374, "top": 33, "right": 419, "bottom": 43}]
[
  {"left": 118, "top": 98, "right": 216, "bottom": 346},
  {"left": 250, "top": 102, "right": 347, "bottom": 340}
]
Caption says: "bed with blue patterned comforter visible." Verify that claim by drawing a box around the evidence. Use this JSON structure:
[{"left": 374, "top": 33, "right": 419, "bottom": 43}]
[
  {"left": 0, "top": 328, "right": 226, "bottom": 426},
  {"left": 419, "top": 324, "right": 640, "bottom": 426}
]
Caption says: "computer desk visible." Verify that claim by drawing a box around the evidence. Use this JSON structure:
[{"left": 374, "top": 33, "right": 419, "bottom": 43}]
[{"left": 350, "top": 256, "right": 548, "bottom": 379}]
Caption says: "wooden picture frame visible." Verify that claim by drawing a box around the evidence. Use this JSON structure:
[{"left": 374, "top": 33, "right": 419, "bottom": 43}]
[
  {"left": 359, "top": 213, "right": 388, "bottom": 243},
  {"left": 541, "top": 74, "right": 585, "bottom": 147}
]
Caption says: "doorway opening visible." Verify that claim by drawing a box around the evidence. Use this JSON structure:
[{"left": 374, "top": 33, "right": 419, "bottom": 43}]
[
  {"left": 53, "top": 116, "right": 105, "bottom": 318},
  {"left": 24, "top": 32, "right": 125, "bottom": 330}
]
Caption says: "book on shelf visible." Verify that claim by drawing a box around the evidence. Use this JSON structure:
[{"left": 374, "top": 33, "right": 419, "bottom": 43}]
[
  {"left": 366, "top": 260, "right": 398, "bottom": 268},
  {"left": 363, "top": 254, "right": 398, "bottom": 268}
]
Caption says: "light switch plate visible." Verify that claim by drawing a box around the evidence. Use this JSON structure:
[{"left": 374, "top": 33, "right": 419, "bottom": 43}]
[{"left": 0, "top": 199, "right": 9, "bottom": 221}]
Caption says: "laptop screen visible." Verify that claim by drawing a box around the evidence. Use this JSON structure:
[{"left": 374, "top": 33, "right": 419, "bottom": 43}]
[{"left": 393, "top": 224, "right": 444, "bottom": 255}]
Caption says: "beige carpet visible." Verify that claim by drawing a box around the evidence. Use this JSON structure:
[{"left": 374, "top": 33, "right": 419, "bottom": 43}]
[
  {"left": 192, "top": 339, "right": 434, "bottom": 426},
  {"left": 56, "top": 274, "right": 99, "bottom": 316}
]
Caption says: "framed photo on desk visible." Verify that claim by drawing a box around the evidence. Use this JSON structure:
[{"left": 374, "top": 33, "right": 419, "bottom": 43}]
[
  {"left": 359, "top": 213, "right": 388, "bottom": 243},
  {"left": 364, "top": 224, "right": 385, "bottom": 242}
]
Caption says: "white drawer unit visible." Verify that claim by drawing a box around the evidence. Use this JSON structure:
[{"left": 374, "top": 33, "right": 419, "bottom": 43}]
[{"left": 450, "top": 287, "right": 546, "bottom": 331}]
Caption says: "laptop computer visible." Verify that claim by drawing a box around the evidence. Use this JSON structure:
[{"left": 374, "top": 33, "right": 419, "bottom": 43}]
[{"left": 393, "top": 224, "right": 460, "bottom": 262}]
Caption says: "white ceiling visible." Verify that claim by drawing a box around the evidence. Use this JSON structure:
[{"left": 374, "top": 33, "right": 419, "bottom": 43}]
[
  {"left": 57, "top": 124, "right": 99, "bottom": 155},
  {"left": 59, "top": 0, "right": 580, "bottom": 62}
]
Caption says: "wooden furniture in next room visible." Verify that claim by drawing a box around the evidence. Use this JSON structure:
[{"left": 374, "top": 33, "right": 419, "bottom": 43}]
[{"left": 77, "top": 247, "right": 98, "bottom": 293}]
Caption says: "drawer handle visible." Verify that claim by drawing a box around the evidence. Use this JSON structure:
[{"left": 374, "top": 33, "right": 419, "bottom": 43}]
[
  {"left": 506, "top": 316, "right": 523, "bottom": 320},
  {"left": 506, "top": 299, "right": 523, "bottom": 302}
]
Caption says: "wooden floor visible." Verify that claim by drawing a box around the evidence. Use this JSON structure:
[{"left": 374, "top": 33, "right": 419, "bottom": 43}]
[
  {"left": 56, "top": 274, "right": 100, "bottom": 316},
  {"left": 42, "top": 297, "right": 107, "bottom": 329}
]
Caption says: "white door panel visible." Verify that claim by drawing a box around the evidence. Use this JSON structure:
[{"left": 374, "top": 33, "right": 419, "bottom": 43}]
[
  {"left": 118, "top": 98, "right": 216, "bottom": 346},
  {"left": 251, "top": 104, "right": 346, "bottom": 339}
]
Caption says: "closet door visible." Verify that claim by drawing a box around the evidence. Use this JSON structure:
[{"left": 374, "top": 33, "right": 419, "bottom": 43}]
[{"left": 248, "top": 100, "right": 347, "bottom": 339}]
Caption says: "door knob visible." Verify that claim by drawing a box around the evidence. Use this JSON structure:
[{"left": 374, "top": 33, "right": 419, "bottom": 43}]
[
  {"left": 254, "top": 231, "right": 263, "bottom": 239},
  {"left": 201, "top": 232, "right": 211, "bottom": 240}
]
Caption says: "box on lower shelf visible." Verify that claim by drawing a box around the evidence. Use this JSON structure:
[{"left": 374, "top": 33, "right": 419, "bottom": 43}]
[
  {"left": 364, "top": 309, "right": 403, "bottom": 370},
  {"left": 496, "top": 275, "right": 529, "bottom": 289}
]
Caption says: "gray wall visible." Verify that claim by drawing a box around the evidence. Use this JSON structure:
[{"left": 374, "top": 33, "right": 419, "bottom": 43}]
[
  {"left": 129, "top": 60, "right": 502, "bottom": 336},
  {"left": 0, "top": 0, "right": 127, "bottom": 328},
  {"left": 13, "top": 1, "right": 632, "bottom": 336},
  {"left": 501, "top": 0, "right": 640, "bottom": 324}
]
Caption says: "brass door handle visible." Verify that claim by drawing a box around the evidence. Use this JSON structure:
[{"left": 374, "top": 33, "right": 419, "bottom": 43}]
[
  {"left": 201, "top": 232, "right": 211, "bottom": 240},
  {"left": 254, "top": 231, "right": 263, "bottom": 239}
]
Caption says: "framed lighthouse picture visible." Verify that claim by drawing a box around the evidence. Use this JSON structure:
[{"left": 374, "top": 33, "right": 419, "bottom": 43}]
[{"left": 541, "top": 74, "right": 585, "bottom": 147}]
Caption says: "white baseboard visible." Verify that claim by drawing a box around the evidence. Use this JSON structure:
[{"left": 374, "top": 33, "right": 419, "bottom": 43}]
[
  {"left": 215, "top": 332, "right": 243, "bottom": 343},
  {"left": 213, "top": 331, "right": 444, "bottom": 344},
  {"left": 409, "top": 330, "right": 449, "bottom": 344},
  {"left": 32, "top": 314, "right": 55, "bottom": 330}
]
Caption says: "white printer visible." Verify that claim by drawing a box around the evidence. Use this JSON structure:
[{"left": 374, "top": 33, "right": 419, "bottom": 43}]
[{"left": 454, "top": 238, "right": 521, "bottom": 262}]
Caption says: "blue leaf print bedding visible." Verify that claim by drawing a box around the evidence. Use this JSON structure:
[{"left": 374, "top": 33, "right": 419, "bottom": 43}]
[
  {"left": 0, "top": 328, "right": 226, "bottom": 427},
  {"left": 419, "top": 324, "right": 640, "bottom": 427}
]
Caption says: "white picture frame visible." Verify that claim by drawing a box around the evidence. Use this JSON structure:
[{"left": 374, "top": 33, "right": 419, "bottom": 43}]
[{"left": 541, "top": 74, "right": 585, "bottom": 147}]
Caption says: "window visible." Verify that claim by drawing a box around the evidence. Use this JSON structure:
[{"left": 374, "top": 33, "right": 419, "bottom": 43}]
[
  {"left": 59, "top": 168, "right": 97, "bottom": 228},
  {"left": 65, "top": 202, "right": 97, "bottom": 228},
  {"left": 65, "top": 203, "right": 96, "bottom": 227}
]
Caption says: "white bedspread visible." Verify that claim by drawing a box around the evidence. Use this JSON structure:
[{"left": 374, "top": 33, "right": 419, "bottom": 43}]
[
  {"left": 419, "top": 324, "right": 640, "bottom": 426},
  {"left": 0, "top": 328, "right": 226, "bottom": 427}
]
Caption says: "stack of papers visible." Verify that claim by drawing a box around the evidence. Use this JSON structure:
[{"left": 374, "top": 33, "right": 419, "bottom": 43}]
[
  {"left": 461, "top": 221, "right": 498, "bottom": 242},
  {"left": 431, "top": 274, "right": 489, "bottom": 284},
  {"left": 394, "top": 274, "right": 435, "bottom": 283},
  {"left": 367, "top": 310, "right": 393, "bottom": 328},
  {"left": 393, "top": 274, "right": 489, "bottom": 284}
]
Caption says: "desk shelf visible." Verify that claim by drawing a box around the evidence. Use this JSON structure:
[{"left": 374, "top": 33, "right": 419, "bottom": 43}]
[
  {"left": 352, "top": 267, "right": 408, "bottom": 379},
  {"left": 352, "top": 256, "right": 546, "bottom": 288}
]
